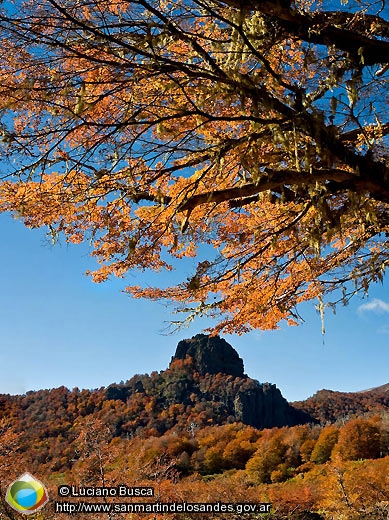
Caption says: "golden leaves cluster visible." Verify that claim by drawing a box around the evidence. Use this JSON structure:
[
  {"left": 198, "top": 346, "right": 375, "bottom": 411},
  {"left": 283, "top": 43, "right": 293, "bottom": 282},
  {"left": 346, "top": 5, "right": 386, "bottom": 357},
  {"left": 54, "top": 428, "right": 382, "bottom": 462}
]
[{"left": 0, "top": 0, "right": 388, "bottom": 332}]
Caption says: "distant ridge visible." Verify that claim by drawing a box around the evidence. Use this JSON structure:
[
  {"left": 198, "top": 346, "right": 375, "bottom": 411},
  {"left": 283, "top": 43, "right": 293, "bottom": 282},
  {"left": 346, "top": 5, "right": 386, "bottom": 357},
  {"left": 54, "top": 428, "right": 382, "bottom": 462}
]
[
  {"left": 293, "top": 383, "right": 389, "bottom": 423},
  {"left": 358, "top": 382, "right": 389, "bottom": 393}
]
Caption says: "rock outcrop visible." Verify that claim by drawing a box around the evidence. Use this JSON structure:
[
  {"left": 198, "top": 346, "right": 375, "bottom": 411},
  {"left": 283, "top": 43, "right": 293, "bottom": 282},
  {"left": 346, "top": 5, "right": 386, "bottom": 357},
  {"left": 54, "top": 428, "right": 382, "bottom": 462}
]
[
  {"left": 165, "top": 334, "right": 312, "bottom": 429},
  {"left": 172, "top": 334, "right": 244, "bottom": 377}
]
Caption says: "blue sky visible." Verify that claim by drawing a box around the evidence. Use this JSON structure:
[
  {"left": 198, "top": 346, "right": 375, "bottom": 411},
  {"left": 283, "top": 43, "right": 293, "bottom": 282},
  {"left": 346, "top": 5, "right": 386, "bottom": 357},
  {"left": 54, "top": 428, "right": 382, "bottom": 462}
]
[{"left": 0, "top": 212, "right": 388, "bottom": 402}]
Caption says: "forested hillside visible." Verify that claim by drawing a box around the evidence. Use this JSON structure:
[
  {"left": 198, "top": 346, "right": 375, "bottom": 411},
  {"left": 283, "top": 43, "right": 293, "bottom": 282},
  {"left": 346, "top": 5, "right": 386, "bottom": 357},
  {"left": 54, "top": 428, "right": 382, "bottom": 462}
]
[
  {"left": 293, "top": 384, "right": 389, "bottom": 423},
  {"left": 0, "top": 335, "right": 388, "bottom": 519},
  {"left": 0, "top": 335, "right": 311, "bottom": 470}
]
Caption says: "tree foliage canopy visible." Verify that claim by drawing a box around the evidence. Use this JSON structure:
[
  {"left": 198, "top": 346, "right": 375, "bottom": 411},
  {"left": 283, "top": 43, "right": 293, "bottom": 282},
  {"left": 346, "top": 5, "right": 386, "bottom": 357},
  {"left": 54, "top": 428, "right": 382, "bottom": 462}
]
[{"left": 0, "top": 0, "right": 388, "bottom": 333}]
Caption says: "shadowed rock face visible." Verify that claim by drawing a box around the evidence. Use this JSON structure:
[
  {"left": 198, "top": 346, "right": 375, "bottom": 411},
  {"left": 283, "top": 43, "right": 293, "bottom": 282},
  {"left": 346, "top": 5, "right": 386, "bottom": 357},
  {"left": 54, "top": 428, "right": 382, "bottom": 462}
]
[
  {"left": 172, "top": 334, "right": 245, "bottom": 377},
  {"left": 232, "top": 382, "right": 311, "bottom": 429}
]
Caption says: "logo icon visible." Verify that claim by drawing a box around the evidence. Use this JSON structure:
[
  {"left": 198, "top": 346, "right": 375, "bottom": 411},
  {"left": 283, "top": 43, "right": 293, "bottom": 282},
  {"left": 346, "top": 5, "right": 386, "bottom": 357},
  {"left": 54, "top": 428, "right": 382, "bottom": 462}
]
[{"left": 5, "top": 473, "right": 49, "bottom": 514}]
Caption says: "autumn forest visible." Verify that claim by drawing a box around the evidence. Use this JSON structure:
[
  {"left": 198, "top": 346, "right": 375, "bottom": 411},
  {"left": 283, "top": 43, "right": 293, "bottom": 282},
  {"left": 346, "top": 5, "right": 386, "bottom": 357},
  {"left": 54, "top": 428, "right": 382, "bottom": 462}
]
[{"left": 0, "top": 335, "right": 388, "bottom": 519}]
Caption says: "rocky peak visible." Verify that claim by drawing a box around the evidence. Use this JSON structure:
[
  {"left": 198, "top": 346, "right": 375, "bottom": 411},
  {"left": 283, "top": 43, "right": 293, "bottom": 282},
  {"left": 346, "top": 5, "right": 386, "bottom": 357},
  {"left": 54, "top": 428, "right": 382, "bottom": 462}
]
[{"left": 171, "top": 334, "right": 245, "bottom": 378}]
